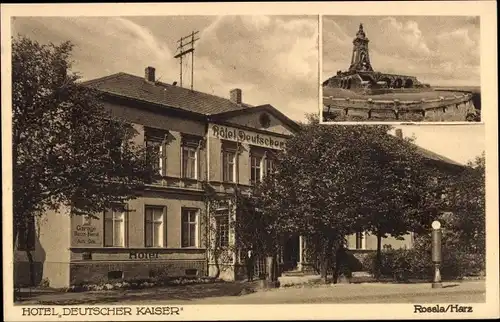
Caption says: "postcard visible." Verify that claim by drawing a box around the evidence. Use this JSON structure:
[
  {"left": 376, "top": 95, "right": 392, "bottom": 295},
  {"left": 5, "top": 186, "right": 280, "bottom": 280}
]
[{"left": 2, "top": 2, "right": 498, "bottom": 321}]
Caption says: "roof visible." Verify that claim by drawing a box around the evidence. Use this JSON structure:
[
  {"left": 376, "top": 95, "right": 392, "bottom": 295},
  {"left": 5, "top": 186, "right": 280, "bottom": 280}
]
[
  {"left": 210, "top": 104, "right": 302, "bottom": 132},
  {"left": 81, "top": 72, "right": 254, "bottom": 116},
  {"left": 384, "top": 131, "right": 464, "bottom": 168},
  {"left": 414, "top": 145, "right": 464, "bottom": 167},
  {"left": 81, "top": 72, "right": 300, "bottom": 133}
]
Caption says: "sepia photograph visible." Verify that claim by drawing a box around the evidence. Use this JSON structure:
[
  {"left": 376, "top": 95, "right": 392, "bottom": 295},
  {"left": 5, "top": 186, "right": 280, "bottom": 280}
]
[
  {"left": 321, "top": 16, "right": 481, "bottom": 123},
  {"left": 1, "top": 2, "right": 498, "bottom": 321}
]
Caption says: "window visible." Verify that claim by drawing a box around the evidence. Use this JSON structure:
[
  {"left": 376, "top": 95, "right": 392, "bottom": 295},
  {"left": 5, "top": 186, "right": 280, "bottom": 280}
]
[
  {"left": 145, "top": 206, "right": 165, "bottom": 247},
  {"left": 250, "top": 155, "right": 262, "bottom": 185},
  {"left": 17, "top": 216, "right": 36, "bottom": 251},
  {"left": 181, "top": 135, "right": 202, "bottom": 180},
  {"left": 104, "top": 206, "right": 126, "bottom": 247},
  {"left": 108, "top": 271, "right": 123, "bottom": 280},
  {"left": 106, "top": 125, "right": 124, "bottom": 164},
  {"left": 145, "top": 127, "right": 168, "bottom": 176},
  {"left": 185, "top": 269, "right": 198, "bottom": 276},
  {"left": 264, "top": 155, "right": 276, "bottom": 177},
  {"left": 182, "top": 209, "right": 199, "bottom": 248},
  {"left": 355, "top": 232, "right": 364, "bottom": 250},
  {"left": 146, "top": 140, "right": 164, "bottom": 176},
  {"left": 182, "top": 146, "right": 198, "bottom": 179},
  {"left": 222, "top": 150, "right": 236, "bottom": 182},
  {"left": 215, "top": 213, "right": 229, "bottom": 248},
  {"left": 83, "top": 215, "right": 92, "bottom": 226}
]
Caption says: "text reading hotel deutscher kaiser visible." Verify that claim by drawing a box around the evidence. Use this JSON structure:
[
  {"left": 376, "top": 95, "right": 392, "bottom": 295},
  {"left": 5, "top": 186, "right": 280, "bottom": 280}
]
[{"left": 22, "top": 306, "right": 184, "bottom": 317}]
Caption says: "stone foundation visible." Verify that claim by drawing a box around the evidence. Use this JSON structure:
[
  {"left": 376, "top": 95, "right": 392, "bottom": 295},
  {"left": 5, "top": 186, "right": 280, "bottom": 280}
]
[{"left": 69, "top": 260, "right": 206, "bottom": 285}]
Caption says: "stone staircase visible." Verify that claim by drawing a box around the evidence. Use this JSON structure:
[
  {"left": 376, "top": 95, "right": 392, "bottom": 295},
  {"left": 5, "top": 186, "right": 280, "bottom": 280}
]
[
  {"left": 279, "top": 271, "right": 375, "bottom": 287},
  {"left": 281, "top": 270, "right": 307, "bottom": 277}
]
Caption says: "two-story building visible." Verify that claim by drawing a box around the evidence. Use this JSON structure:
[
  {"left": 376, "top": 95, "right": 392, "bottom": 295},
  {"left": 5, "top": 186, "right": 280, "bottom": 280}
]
[
  {"left": 14, "top": 66, "right": 300, "bottom": 288},
  {"left": 13, "top": 67, "right": 466, "bottom": 288}
]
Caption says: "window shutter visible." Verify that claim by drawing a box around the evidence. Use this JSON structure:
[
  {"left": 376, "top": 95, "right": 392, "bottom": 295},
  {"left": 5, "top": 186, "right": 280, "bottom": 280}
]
[
  {"left": 159, "top": 142, "right": 165, "bottom": 176},
  {"left": 180, "top": 146, "right": 184, "bottom": 178},
  {"left": 104, "top": 209, "right": 111, "bottom": 247},
  {"left": 235, "top": 143, "right": 239, "bottom": 184},
  {"left": 197, "top": 145, "right": 201, "bottom": 180},
  {"left": 198, "top": 210, "right": 201, "bottom": 248},
  {"left": 163, "top": 207, "right": 167, "bottom": 248},
  {"left": 220, "top": 150, "right": 224, "bottom": 182},
  {"left": 125, "top": 204, "right": 130, "bottom": 248}
]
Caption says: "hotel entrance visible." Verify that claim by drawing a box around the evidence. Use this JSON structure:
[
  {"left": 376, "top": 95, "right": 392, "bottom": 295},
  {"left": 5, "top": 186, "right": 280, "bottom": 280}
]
[{"left": 282, "top": 234, "right": 300, "bottom": 272}]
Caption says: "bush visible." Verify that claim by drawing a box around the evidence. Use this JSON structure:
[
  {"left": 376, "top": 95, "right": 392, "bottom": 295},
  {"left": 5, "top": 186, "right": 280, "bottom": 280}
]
[
  {"left": 39, "top": 278, "right": 50, "bottom": 288},
  {"left": 361, "top": 244, "right": 485, "bottom": 281},
  {"left": 67, "top": 276, "right": 221, "bottom": 293},
  {"left": 362, "top": 249, "right": 420, "bottom": 282}
]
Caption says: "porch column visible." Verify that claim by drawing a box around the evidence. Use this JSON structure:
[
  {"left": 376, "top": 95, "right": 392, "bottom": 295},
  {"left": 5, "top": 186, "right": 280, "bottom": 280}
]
[{"left": 297, "top": 235, "right": 304, "bottom": 271}]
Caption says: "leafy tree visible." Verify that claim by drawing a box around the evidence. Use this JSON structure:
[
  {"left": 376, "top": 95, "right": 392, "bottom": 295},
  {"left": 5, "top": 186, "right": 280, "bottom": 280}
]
[
  {"left": 204, "top": 183, "right": 277, "bottom": 280},
  {"left": 203, "top": 184, "right": 236, "bottom": 279},
  {"left": 440, "top": 152, "right": 485, "bottom": 254},
  {"left": 12, "top": 35, "right": 156, "bottom": 283},
  {"left": 256, "top": 123, "right": 394, "bottom": 282},
  {"left": 254, "top": 121, "right": 444, "bottom": 282},
  {"left": 354, "top": 130, "right": 441, "bottom": 278}
]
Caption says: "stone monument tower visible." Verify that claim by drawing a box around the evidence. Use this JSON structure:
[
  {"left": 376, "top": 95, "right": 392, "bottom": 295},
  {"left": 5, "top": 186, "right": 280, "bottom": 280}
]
[{"left": 348, "top": 23, "right": 374, "bottom": 72}]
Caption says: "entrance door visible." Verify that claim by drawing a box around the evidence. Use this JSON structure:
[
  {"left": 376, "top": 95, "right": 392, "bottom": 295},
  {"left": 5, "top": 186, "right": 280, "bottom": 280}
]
[{"left": 282, "top": 235, "right": 300, "bottom": 271}]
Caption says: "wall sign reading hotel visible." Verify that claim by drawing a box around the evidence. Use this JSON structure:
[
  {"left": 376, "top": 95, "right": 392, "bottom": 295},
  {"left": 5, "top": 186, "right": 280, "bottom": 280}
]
[
  {"left": 210, "top": 124, "right": 286, "bottom": 149},
  {"left": 129, "top": 251, "right": 159, "bottom": 260}
]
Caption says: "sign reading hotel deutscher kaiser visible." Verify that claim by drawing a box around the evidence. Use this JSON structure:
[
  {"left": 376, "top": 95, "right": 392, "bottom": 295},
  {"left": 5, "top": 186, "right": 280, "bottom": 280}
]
[{"left": 210, "top": 124, "right": 286, "bottom": 149}]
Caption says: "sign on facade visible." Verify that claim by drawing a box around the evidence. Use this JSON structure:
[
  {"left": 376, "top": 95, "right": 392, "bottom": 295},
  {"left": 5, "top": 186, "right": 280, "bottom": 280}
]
[
  {"left": 209, "top": 124, "right": 286, "bottom": 150},
  {"left": 73, "top": 224, "right": 101, "bottom": 246}
]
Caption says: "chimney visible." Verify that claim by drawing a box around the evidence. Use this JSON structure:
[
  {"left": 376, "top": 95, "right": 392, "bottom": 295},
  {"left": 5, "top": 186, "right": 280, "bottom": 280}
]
[
  {"left": 230, "top": 88, "right": 242, "bottom": 104},
  {"left": 395, "top": 128, "right": 403, "bottom": 139},
  {"left": 145, "top": 66, "right": 156, "bottom": 82}
]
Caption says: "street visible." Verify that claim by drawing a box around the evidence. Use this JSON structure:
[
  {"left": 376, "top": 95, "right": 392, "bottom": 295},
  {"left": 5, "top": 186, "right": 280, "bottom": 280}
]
[
  {"left": 162, "top": 281, "right": 485, "bottom": 305},
  {"left": 17, "top": 280, "right": 485, "bottom": 305}
]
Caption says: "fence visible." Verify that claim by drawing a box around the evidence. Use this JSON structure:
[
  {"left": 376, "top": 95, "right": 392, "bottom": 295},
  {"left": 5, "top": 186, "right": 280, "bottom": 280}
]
[{"left": 253, "top": 257, "right": 267, "bottom": 279}]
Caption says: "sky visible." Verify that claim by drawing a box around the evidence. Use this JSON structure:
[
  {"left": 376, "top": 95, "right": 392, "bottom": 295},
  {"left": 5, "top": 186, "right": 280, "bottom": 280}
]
[
  {"left": 12, "top": 15, "right": 319, "bottom": 122},
  {"left": 391, "top": 125, "right": 485, "bottom": 165},
  {"left": 322, "top": 16, "right": 480, "bottom": 87}
]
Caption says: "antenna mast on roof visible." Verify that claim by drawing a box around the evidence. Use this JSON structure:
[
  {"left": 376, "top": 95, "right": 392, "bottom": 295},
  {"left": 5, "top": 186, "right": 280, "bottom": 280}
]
[{"left": 174, "top": 31, "right": 199, "bottom": 90}]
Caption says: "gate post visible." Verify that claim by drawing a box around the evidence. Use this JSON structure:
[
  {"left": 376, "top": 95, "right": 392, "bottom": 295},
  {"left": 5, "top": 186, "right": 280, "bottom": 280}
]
[{"left": 264, "top": 256, "right": 280, "bottom": 288}]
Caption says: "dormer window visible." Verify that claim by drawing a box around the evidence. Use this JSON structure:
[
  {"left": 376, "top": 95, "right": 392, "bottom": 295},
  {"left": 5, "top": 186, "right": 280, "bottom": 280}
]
[{"left": 259, "top": 113, "right": 271, "bottom": 128}]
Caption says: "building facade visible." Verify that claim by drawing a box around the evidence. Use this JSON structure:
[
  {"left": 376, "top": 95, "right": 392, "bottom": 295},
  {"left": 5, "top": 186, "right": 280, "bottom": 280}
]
[
  {"left": 14, "top": 67, "right": 465, "bottom": 288},
  {"left": 14, "top": 67, "right": 298, "bottom": 288}
]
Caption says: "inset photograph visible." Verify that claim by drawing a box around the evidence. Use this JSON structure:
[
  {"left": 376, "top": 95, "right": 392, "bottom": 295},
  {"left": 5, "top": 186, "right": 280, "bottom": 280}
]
[{"left": 321, "top": 16, "right": 481, "bottom": 123}]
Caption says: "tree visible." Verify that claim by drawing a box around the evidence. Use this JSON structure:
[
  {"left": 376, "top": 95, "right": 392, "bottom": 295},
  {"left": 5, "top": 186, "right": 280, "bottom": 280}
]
[
  {"left": 204, "top": 182, "right": 277, "bottom": 280},
  {"left": 256, "top": 123, "right": 393, "bottom": 282},
  {"left": 255, "top": 121, "right": 443, "bottom": 282},
  {"left": 441, "top": 152, "right": 485, "bottom": 254},
  {"left": 408, "top": 153, "right": 486, "bottom": 279},
  {"left": 12, "top": 35, "right": 156, "bottom": 283},
  {"left": 354, "top": 130, "right": 441, "bottom": 279}
]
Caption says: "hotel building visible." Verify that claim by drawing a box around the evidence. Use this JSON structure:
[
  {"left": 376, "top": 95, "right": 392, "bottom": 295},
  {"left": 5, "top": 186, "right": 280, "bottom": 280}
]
[{"left": 14, "top": 67, "right": 465, "bottom": 288}]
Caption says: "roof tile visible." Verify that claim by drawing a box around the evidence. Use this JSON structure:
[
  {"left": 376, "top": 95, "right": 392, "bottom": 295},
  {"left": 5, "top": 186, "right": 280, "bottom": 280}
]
[{"left": 82, "top": 72, "right": 253, "bottom": 116}]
